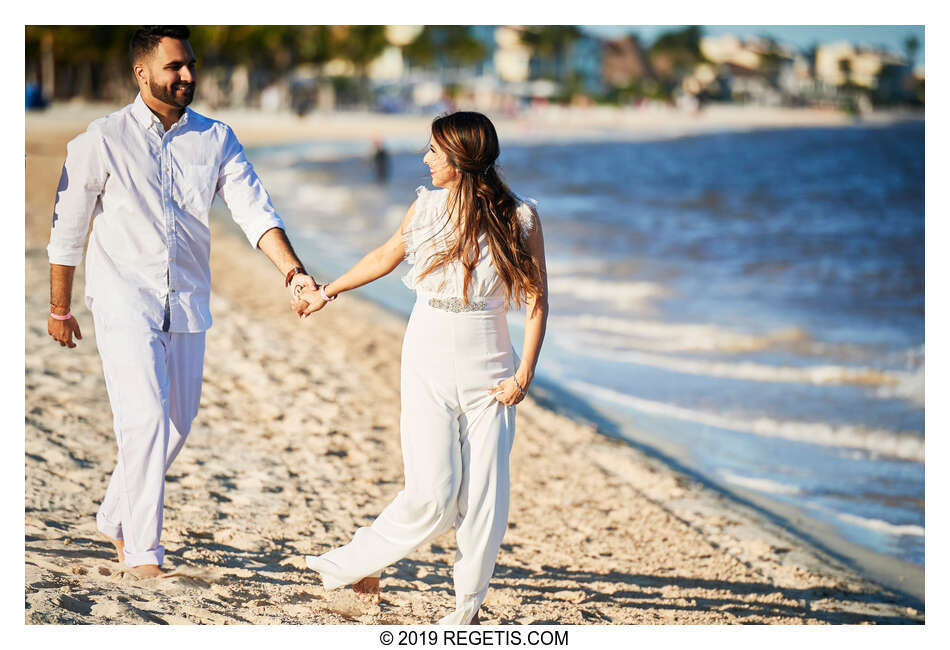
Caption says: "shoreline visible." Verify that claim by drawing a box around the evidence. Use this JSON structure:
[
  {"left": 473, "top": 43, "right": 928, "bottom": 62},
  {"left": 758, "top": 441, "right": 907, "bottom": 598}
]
[
  {"left": 24, "top": 102, "right": 924, "bottom": 149},
  {"left": 565, "top": 380, "right": 926, "bottom": 609},
  {"left": 25, "top": 113, "right": 923, "bottom": 624},
  {"left": 524, "top": 375, "right": 926, "bottom": 608}
]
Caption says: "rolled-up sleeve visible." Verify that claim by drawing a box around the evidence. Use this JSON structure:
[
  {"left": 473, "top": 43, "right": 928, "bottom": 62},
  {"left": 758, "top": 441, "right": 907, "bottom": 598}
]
[
  {"left": 48, "top": 129, "right": 107, "bottom": 266},
  {"left": 215, "top": 125, "right": 284, "bottom": 248}
]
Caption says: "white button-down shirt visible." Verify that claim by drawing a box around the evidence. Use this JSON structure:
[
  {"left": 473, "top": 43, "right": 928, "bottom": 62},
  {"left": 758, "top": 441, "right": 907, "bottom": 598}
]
[{"left": 48, "top": 93, "right": 284, "bottom": 332}]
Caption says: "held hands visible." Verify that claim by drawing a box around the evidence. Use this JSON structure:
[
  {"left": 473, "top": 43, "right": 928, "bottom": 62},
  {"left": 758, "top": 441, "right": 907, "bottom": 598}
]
[
  {"left": 289, "top": 273, "right": 320, "bottom": 318},
  {"left": 490, "top": 373, "right": 529, "bottom": 406},
  {"left": 293, "top": 286, "right": 328, "bottom": 318},
  {"left": 48, "top": 312, "right": 82, "bottom": 348},
  {"left": 290, "top": 272, "right": 317, "bottom": 297}
]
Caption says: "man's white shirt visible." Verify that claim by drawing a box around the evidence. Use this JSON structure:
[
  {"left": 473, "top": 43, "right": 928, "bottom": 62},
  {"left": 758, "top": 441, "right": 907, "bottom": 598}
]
[{"left": 48, "top": 93, "right": 284, "bottom": 332}]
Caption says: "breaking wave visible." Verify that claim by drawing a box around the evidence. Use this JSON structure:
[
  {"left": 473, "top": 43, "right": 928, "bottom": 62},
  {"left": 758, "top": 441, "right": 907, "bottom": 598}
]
[{"left": 565, "top": 379, "right": 924, "bottom": 463}]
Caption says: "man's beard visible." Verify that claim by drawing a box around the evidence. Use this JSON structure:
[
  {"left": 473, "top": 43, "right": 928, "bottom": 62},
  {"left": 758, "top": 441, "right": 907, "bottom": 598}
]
[{"left": 151, "top": 81, "right": 195, "bottom": 108}]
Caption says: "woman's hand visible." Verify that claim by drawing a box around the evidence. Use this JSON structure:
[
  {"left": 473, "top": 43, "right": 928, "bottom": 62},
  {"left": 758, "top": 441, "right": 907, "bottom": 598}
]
[
  {"left": 293, "top": 286, "right": 327, "bottom": 318},
  {"left": 489, "top": 376, "right": 528, "bottom": 406}
]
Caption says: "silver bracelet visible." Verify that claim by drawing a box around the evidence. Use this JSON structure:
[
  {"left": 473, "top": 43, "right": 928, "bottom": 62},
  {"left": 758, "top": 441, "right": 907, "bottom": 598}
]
[
  {"left": 320, "top": 284, "right": 337, "bottom": 302},
  {"left": 512, "top": 375, "right": 527, "bottom": 396}
]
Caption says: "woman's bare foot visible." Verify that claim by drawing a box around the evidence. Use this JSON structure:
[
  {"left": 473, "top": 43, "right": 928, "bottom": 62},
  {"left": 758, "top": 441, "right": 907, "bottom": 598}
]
[
  {"left": 352, "top": 576, "right": 380, "bottom": 600},
  {"left": 103, "top": 535, "right": 162, "bottom": 578},
  {"left": 103, "top": 534, "right": 124, "bottom": 564},
  {"left": 127, "top": 564, "right": 163, "bottom": 579}
]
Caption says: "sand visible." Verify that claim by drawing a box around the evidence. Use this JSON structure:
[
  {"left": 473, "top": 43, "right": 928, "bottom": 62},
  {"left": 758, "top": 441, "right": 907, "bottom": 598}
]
[
  {"left": 25, "top": 100, "right": 921, "bottom": 149},
  {"left": 24, "top": 107, "right": 924, "bottom": 624}
]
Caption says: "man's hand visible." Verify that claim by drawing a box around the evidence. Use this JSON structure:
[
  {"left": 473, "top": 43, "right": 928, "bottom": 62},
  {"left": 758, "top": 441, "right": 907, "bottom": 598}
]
[
  {"left": 289, "top": 273, "right": 318, "bottom": 319},
  {"left": 48, "top": 313, "right": 82, "bottom": 348},
  {"left": 254, "top": 227, "right": 318, "bottom": 318},
  {"left": 48, "top": 264, "right": 80, "bottom": 347},
  {"left": 290, "top": 272, "right": 317, "bottom": 297}
]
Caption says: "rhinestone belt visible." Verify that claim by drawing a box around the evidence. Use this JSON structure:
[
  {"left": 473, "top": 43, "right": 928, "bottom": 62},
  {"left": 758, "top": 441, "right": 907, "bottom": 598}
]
[{"left": 428, "top": 296, "right": 488, "bottom": 312}]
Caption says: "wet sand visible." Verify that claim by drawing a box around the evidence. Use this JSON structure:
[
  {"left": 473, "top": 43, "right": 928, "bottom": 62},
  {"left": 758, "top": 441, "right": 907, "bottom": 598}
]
[{"left": 25, "top": 109, "right": 923, "bottom": 624}]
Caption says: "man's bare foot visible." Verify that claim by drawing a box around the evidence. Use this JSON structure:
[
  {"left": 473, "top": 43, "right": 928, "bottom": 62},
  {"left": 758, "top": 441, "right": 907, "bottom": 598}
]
[
  {"left": 103, "top": 534, "right": 124, "bottom": 564},
  {"left": 469, "top": 610, "right": 481, "bottom": 625},
  {"left": 352, "top": 576, "right": 380, "bottom": 600},
  {"left": 127, "top": 564, "right": 163, "bottom": 579}
]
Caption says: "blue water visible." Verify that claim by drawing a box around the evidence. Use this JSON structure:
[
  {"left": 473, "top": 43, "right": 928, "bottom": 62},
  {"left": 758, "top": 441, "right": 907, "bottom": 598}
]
[{"left": 240, "top": 120, "right": 924, "bottom": 567}]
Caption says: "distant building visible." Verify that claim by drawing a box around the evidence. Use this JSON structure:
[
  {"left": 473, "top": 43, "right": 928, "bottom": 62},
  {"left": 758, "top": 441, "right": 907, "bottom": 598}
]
[
  {"left": 719, "top": 62, "right": 782, "bottom": 105},
  {"left": 602, "top": 35, "right": 655, "bottom": 87},
  {"left": 494, "top": 26, "right": 532, "bottom": 83},
  {"left": 700, "top": 34, "right": 762, "bottom": 69},
  {"left": 815, "top": 41, "right": 906, "bottom": 88},
  {"left": 493, "top": 26, "right": 603, "bottom": 98},
  {"left": 775, "top": 55, "right": 816, "bottom": 101},
  {"left": 563, "top": 33, "right": 604, "bottom": 96}
]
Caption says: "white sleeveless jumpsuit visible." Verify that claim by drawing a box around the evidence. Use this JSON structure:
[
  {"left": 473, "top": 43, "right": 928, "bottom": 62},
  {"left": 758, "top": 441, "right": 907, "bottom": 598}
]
[{"left": 306, "top": 186, "right": 538, "bottom": 624}]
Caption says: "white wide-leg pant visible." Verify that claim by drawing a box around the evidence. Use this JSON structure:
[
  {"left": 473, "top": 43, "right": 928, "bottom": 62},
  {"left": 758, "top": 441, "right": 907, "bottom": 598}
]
[
  {"left": 92, "top": 309, "right": 205, "bottom": 567},
  {"left": 307, "top": 294, "right": 516, "bottom": 624}
]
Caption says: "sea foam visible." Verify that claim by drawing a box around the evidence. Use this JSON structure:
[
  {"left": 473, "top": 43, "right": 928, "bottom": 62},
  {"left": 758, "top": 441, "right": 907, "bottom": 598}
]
[
  {"left": 565, "top": 379, "right": 924, "bottom": 463},
  {"left": 719, "top": 470, "right": 803, "bottom": 495}
]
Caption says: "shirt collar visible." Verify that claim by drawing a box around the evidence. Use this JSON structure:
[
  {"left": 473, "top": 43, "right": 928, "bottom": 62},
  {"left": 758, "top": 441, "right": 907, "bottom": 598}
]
[{"left": 131, "top": 93, "right": 191, "bottom": 132}]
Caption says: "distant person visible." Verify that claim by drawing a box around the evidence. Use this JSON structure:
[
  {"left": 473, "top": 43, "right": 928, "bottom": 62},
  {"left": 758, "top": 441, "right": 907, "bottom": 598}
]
[
  {"left": 25, "top": 82, "right": 47, "bottom": 110},
  {"left": 297, "top": 112, "right": 549, "bottom": 624},
  {"left": 46, "top": 25, "right": 319, "bottom": 579},
  {"left": 371, "top": 138, "right": 390, "bottom": 183},
  {"left": 291, "top": 82, "right": 313, "bottom": 117}
]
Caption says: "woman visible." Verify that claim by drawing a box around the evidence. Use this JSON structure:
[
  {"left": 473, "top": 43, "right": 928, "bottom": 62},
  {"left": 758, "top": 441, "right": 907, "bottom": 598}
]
[{"left": 297, "top": 111, "right": 548, "bottom": 625}]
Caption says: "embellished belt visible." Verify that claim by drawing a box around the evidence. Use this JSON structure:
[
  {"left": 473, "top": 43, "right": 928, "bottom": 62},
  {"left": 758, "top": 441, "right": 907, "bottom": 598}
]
[{"left": 427, "top": 296, "right": 497, "bottom": 312}]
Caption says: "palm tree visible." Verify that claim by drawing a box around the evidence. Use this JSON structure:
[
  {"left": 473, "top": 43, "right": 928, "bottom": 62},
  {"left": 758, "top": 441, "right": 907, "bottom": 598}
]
[
  {"left": 904, "top": 36, "right": 919, "bottom": 65},
  {"left": 25, "top": 26, "right": 135, "bottom": 100},
  {"left": 518, "top": 25, "right": 581, "bottom": 81},
  {"left": 329, "top": 25, "right": 389, "bottom": 72},
  {"left": 649, "top": 25, "right": 705, "bottom": 77},
  {"left": 402, "top": 26, "right": 488, "bottom": 70}
]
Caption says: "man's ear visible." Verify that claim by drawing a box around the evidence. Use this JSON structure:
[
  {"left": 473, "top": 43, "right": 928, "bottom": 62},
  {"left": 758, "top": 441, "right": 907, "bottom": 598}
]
[{"left": 133, "top": 62, "right": 148, "bottom": 86}]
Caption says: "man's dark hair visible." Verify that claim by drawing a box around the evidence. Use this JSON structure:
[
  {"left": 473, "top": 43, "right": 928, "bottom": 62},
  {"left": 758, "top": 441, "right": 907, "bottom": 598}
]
[{"left": 129, "top": 26, "right": 191, "bottom": 64}]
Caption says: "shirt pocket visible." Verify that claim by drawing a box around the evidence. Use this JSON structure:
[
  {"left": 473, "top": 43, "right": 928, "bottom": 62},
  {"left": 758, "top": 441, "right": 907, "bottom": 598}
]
[{"left": 183, "top": 163, "right": 218, "bottom": 214}]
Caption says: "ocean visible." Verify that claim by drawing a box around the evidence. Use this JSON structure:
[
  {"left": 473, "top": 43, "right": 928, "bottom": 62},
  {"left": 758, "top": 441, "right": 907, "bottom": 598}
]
[{"left": 235, "top": 119, "right": 924, "bottom": 580}]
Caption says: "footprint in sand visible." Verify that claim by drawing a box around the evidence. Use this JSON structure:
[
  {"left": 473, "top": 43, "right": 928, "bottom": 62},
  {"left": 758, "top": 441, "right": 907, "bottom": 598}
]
[
  {"left": 115, "top": 568, "right": 168, "bottom": 583},
  {"left": 161, "top": 572, "right": 213, "bottom": 589},
  {"left": 57, "top": 593, "right": 93, "bottom": 616},
  {"left": 90, "top": 600, "right": 172, "bottom": 624},
  {"left": 320, "top": 590, "right": 373, "bottom": 621}
]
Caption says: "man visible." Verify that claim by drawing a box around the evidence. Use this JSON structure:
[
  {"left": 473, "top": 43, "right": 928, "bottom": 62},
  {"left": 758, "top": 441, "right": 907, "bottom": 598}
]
[{"left": 46, "top": 26, "right": 318, "bottom": 578}]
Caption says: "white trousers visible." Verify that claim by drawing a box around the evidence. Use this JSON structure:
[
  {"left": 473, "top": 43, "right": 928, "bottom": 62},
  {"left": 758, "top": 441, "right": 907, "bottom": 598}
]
[
  {"left": 92, "top": 309, "right": 205, "bottom": 567},
  {"left": 307, "top": 295, "right": 516, "bottom": 624}
]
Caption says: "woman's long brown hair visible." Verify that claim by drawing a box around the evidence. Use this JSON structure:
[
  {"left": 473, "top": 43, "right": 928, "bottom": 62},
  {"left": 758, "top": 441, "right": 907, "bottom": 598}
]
[{"left": 418, "top": 111, "right": 543, "bottom": 308}]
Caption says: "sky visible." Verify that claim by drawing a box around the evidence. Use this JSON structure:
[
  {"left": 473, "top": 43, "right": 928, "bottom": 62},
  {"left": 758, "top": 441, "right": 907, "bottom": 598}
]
[{"left": 582, "top": 25, "right": 926, "bottom": 67}]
